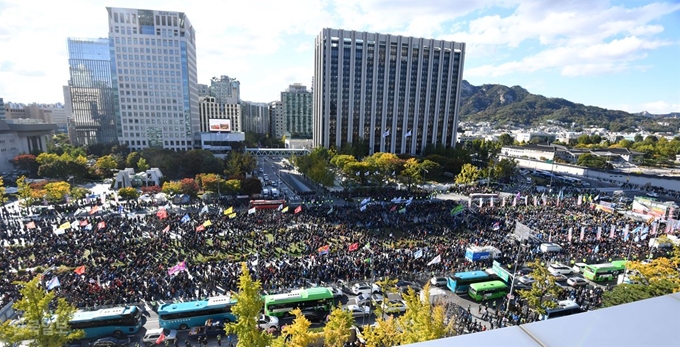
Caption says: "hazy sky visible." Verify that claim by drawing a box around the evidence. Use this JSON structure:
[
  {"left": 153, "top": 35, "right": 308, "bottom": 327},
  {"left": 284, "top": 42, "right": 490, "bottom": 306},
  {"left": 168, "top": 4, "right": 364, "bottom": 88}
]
[{"left": 0, "top": 0, "right": 678, "bottom": 113}]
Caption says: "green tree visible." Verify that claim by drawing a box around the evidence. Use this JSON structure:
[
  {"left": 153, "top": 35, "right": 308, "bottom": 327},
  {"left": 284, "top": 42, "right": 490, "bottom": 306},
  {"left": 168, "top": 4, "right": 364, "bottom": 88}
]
[
  {"left": 272, "top": 308, "right": 315, "bottom": 347},
  {"left": 490, "top": 158, "right": 518, "bottom": 183},
  {"left": 137, "top": 157, "right": 150, "bottom": 172},
  {"left": 118, "top": 187, "right": 140, "bottom": 200},
  {"left": 15, "top": 175, "right": 34, "bottom": 207},
  {"left": 498, "top": 133, "right": 514, "bottom": 146},
  {"left": 330, "top": 154, "right": 357, "bottom": 169},
  {"left": 95, "top": 155, "right": 118, "bottom": 177},
  {"left": 70, "top": 187, "right": 90, "bottom": 201},
  {"left": 577, "top": 153, "right": 613, "bottom": 170},
  {"left": 0, "top": 177, "right": 6, "bottom": 204},
  {"left": 44, "top": 181, "right": 71, "bottom": 204},
  {"left": 240, "top": 177, "right": 262, "bottom": 196},
  {"left": 0, "top": 276, "right": 85, "bottom": 347},
  {"left": 126, "top": 151, "right": 141, "bottom": 169},
  {"left": 402, "top": 158, "right": 423, "bottom": 189},
  {"left": 225, "top": 152, "right": 257, "bottom": 176},
  {"left": 323, "top": 305, "right": 355, "bottom": 347},
  {"left": 224, "top": 263, "right": 271, "bottom": 347},
  {"left": 602, "top": 280, "right": 678, "bottom": 308},
  {"left": 517, "top": 259, "right": 563, "bottom": 315},
  {"left": 162, "top": 181, "right": 183, "bottom": 195},
  {"left": 224, "top": 179, "right": 242, "bottom": 195},
  {"left": 455, "top": 163, "right": 481, "bottom": 184}
]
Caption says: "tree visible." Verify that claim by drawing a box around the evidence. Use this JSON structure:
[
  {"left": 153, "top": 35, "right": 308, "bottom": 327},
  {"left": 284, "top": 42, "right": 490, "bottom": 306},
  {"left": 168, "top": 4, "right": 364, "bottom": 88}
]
[
  {"left": 224, "top": 263, "right": 271, "bottom": 347},
  {"left": 118, "top": 187, "right": 140, "bottom": 200},
  {"left": 602, "top": 280, "right": 678, "bottom": 308},
  {"left": 11, "top": 154, "right": 39, "bottom": 176},
  {"left": 399, "top": 283, "right": 453, "bottom": 344},
  {"left": 0, "top": 177, "right": 6, "bottom": 204},
  {"left": 498, "top": 133, "right": 514, "bottom": 146},
  {"left": 517, "top": 259, "right": 563, "bottom": 315},
  {"left": 0, "top": 276, "right": 85, "bottom": 347},
  {"left": 137, "top": 157, "right": 150, "bottom": 172},
  {"left": 323, "top": 305, "right": 355, "bottom": 347},
  {"left": 330, "top": 154, "right": 357, "bottom": 169},
  {"left": 140, "top": 185, "right": 162, "bottom": 195},
  {"left": 271, "top": 308, "right": 315, "bottom": 347},
  {"left": 43, "top": 181, "right": 71, "bottom": 204},
  {"left": 241, "top": 177, "right": 262, "bottom": 196},
  {"left": 15, "top": 175, "right": 34, "bottom": 207},
  {"left": 577, "top": 153, "right": 613, "bottom": 170},
  {"left": 362, "top": 315, "right": 402, "bottom": 347},
  {"left": 402, "top": 158, "right": 423, "bottom": 189},
  {"left": 455, "top": 163, "right": 481, "bottom": 184},
  {"left": 225, "top": 151, "right": 257, "bottom": 177},
  {"left": 196, "top": 173, "right": 225, "bottom": 193},
  {"left": 224, "top": 179, "right": 242, "bottom": 195},
  {"left": 95, "top": 155, "right": 118, "bottom": 177},
  {"left": 180, "top": 178, "right": 200, "bottom": 198},
  {"left": 126, "top": 151, "right": 141, "bottom": 169},
  {"left": 162, "top": 181, "right": 183, "bottom": 195},
  {"left": 70, "top": 187, "right": 90, "bottom": 201},
  {"left": 490, "top": 158, "right": 518, "bottom": 183}
]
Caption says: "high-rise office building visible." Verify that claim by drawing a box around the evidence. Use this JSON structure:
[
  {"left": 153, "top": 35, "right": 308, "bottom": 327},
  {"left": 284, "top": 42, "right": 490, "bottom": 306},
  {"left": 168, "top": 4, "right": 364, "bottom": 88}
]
[
  {"left": 65, "top": 38, "right": 119, "bottom": 146},
  {"left": 197, "top": 83, "right": 209, "bottom": 98},
  {"left": 241, "top": 101, "right": 269, "bottom": 134},
  {"left": 313, "top": 28, "right": 466, "bottom": 155},
  {"left": 281, "top": 84, "right": 313, "bottom": 139},
  {"left": 269, "top": 101, "right": 285, "bottom": 139},
  {"left": 199, "top": 96, "right": 241, "bottom": 133},
  {"left": 210, "top": 75, "right": 240, "bottom": 104},
  {"left": 107, "top": 7, "right": 198, "bottom": 151}
]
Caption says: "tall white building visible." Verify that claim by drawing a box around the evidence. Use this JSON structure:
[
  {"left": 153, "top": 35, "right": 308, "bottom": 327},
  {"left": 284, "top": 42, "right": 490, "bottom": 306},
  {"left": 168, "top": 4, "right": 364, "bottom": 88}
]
[
  {"left": 107, "top": 7, "right": 199, "bottom": 151},
  {"left": 269, "top": 101, "right": 285, "bottom": 139},
  {"left": 210, "top": 75, "right": 240, "bottom": 104},
  {"left": 313, "top": 28, "right": 466, "bottom": 155},
  {"left": 199, "top": 96, "right": 241, "bottom": 132}
]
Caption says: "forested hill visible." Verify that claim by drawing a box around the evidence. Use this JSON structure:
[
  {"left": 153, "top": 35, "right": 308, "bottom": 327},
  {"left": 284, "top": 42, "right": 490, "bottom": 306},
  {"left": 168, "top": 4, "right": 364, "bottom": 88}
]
[{"left": 458, "top": 80, "right": 679, "bottom": 132}]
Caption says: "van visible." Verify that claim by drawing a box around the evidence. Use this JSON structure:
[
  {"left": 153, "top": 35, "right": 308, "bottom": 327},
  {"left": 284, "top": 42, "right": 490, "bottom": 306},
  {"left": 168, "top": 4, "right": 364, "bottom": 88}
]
[
  {"left": 540, "top": 243, "right": 562, "bottom": 253},
  {"left": 572, "top": 262, "right": 588, "bottom": 273}
]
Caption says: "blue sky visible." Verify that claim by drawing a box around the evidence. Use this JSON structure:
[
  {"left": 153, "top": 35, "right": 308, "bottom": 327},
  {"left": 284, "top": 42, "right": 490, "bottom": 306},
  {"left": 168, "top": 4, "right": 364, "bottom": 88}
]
[{"left": 0, "top": 0, "right": 678, "bottom": 113}]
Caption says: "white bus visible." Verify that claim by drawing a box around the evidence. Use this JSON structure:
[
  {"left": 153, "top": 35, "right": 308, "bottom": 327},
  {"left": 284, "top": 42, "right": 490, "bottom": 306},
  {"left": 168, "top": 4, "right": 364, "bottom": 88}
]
[{"left": 541, "top": 300, "right": 581, "bottom": 320}]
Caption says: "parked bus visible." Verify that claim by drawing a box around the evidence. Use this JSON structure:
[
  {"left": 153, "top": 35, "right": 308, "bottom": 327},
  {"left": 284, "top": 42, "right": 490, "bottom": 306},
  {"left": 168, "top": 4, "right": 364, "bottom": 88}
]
[
  {"left": 541, "top": 300, "right": 581, "bottom": 320},
  {"left": 249, "top": 199, "right": 286, "bottom": 210},
  {"left": 68, "top": 306, "right": 143, "bottom": 339},
  {"left": 582, "top": 261, "right": 627, "bottom": 282},
  {"left": 264, "top": 287, "right": 334, "bottom": 317},
  {"left": 468, "top": 281, "right": 508, "bottom": 301},
  {"left": 446, "top": 270, "right": 500, "bottom": 294},
  {"left": 158, "top": 296, "right": 237, "bottom": 330}
]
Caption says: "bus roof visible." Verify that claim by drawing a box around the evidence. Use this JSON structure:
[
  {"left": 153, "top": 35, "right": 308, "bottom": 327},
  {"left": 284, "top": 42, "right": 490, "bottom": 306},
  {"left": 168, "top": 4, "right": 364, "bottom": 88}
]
[
  {"left": 452, "top": 270, "right": 491, "bottom": 280},
  {"left": 548, "top": 300, "right": 580, "bottom": 311},
  {"left": 158, "top": 296, "right": 234, "bottom": 314},
  {"left": 586, "top": 263, "right": 625, "bottom": 270},
  {"left": 469, "top": 280, "right": 507, "bottom": 290},
  {"left": 264, "top": 287, "right": 333, "bottom": 303},
  {"left": 71, "top": 306, "right": 138, "bottom": 322}
]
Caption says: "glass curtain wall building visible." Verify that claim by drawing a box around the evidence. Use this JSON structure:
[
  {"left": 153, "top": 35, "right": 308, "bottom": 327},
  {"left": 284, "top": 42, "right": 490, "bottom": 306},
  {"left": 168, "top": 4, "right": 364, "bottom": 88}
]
[
  {"left": 313, "top": 28, "right": 466, "bottom": 155},
  {"left": 281, "top": 84, "right": 313, "bottom": 139},
  {"left": 107, "top": 7, "right": 198, "bottom": 151},
  {"left": 66, "top": 38, "right": 118, "bottom": 146}
]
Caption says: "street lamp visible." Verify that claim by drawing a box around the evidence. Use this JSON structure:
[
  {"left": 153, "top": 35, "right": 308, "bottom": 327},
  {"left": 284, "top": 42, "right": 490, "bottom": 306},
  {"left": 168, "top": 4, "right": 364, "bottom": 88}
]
[{"left": 505, "top": 253, "right": 521, "bottom": 313}]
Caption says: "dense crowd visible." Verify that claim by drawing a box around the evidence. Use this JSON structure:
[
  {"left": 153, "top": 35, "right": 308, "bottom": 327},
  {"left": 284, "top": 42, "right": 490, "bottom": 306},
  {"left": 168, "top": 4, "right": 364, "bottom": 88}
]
[{"left": 0, "top": 183, "right": 676, "bottom": 328}]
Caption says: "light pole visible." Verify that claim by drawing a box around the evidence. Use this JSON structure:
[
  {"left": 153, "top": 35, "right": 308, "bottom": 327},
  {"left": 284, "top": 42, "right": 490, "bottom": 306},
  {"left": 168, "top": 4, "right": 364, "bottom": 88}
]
[{"left": 505, "top": 253, "right": 521, "bottom": 313}]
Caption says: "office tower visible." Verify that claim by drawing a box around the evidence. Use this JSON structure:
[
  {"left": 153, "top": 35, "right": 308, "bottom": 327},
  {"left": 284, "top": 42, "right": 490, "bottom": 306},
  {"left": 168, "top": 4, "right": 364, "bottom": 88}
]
[
  {"left": 269, "top": 101, "right": 285, "bottom": 139},
  {"left": 209, "top": 75, "right": 240, "bottom": 104},
  {"left": 197, "top": 83, "right": 209, "bottom": 98},
  {"left": 107, "top": 7, "right": 198, "bottom": 151},
  {"left": 241, "top": 101, "right": 269, "bottom": 134},
  {"left": 313, "top": 28, "right": 466, "bottom": 155},
  {"left": 65, "top": 38, "right": 118, "bottom": 145},
  {"left": 0, "top": 98, "right": 5, "bottom": 120},
  {"left": 199, "top": 96, "right": 241, "bottom": 132},
  {"left": 281, "top": 84, "right": 313, "bottom": 139}
]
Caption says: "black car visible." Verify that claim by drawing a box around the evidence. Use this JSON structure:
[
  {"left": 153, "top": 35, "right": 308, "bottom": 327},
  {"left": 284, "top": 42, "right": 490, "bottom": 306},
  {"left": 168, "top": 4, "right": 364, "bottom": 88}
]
[
  {"left": 91, "top": 337, "right": 131, "bottom": 347},
  {"left": 300, "top": 309, "right": 327, "bottom": 323},
  {"left": 395, "top": 281, "right": 421, "bottom": 294}
]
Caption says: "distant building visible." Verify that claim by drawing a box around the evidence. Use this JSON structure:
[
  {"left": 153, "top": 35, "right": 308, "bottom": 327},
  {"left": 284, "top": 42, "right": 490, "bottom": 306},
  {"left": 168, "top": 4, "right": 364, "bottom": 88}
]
[
  {"left": 0, "top": 98, "right": 5, "bottom": 120},
  {"left": 198, "top": 96, "right": 241, "bottom": 133},
  {"left": 198, "top": 84, "right": 210, "bottom": 98},
  {"left": 241, "top": 101, "right": 269, "bottom": 134},
  {"left": 0, "top": 120, "right": 58, "bottom": 173},
  {"left": 501, "top": 145, "right": 556, "bottom": 162},
  {"left": 313, "top": 28, "right": 466, "bottom": 155},
  {"left": 590, "top": 148, "right": 644, "bottom": 163},
  {"left": 502, "top": 144, "right": 644, "bottom": 165},
  {"left": 210, "top": 75, "right": 240, "bottom": 104},
  {"left": 3, "top": 102, "right": 66, "bottom": 132},
  {"left": 515, "top": 132, "right": 557, "bottom": 143},
  {"left": 269, "top": 101, "right": 285, "bottom": 139},
  {"left": 113, "top": 167, "right": 163, "bottom": 189},
  {"left": 281, "top": 83, "right": 312, "bottom": 139}
]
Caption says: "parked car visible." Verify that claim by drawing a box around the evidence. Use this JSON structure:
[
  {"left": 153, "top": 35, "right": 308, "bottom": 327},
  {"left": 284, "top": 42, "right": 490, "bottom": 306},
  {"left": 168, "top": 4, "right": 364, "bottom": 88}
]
[
  {"left": 92, "top": 337, "right": 131, "bottom": 347},
  {"left": 329, "top": 286, "right": 344, "bottom": 298},
  {"left": 143, "top": 328, "right": 177, "bottom": 346},
  {"left": 518, "top": 275, "right": 536, "bottom": 284},
  {"left": 551, "top": 274, "right": 568, "bottom": 282},
  {"left": 548, "top": 263, "right": 573, "bottom": 276},
  {"left": 572, "top": 263, "right": 588, "bottom": 273},
  {"left": 355, "top": 293, "right": 373, "bottom": 306},
  {"left": 430, "top": 277, "right": 448, "bottom": 287},
  {"left": 382, "top": 300, "right": 407, "bottom": 314},
  {"left": 257, "top": 314, "right": 279, "bottom": 330},
  {"left": 395, "top": 281, "right": 421, "bottom": 294},
  {"left": 342, "top": 305, "right": 371, "bottom": 318},
  {"left": 351, "top": 282, "right": 380, "bottom": 295},
  {"left": 567, "top": 277, "right": 588, "bottom": 287},
  {"left": 300, "top": 309, "right": 326, "bottom": 323},
  {"left": 370, "top": 293, "right": 385, "bottom": 305}
]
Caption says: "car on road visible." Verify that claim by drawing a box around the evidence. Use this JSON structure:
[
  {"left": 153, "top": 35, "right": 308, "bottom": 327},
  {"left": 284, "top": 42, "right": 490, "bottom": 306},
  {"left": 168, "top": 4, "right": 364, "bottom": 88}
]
[
  {"left": 572, "top": 263, "right": 588, "bottom": 273},
  {"left": 342, "top": 305, "right": 371, "bottom": 318},
  {"left": 567, "top": 277, "right": 588, "bottom": 287},
  {"left": 551, "top": 274, "right": 568, "bottom": 282},
  {"left": 355, "top": 293, "right": 382, "bottom": 306},
  {"left": 300, "top": 309, "right": 327, "bottom": 323},
  {"left": 257, "top": 314, "right": 279, "bottom": 330},
  {"left": 92, "top": 337, "right": 131, "bottom": 347},
  {"left": 259, "top": 168, "right": 264, "bottom": 173},
  {"left": 518, "top": 275, "right": 536, "bottom": 284},
  {"left": 430, "top": 277, "right": 448, "bottom": 287},
  {"left": 370, "top": 293, "right": 385, "bottom": 305},
  {"left": 352, "top": 282, "right": 381, "bottom": 295},
  {"left": 329, "top": 286, "right": 344, "bottom": 298},
  {"left": 143, "top": 328, "right": 177, "bottom": 346},
  {"left": 395, "top": 281, "right": 421, "bottom": 294},
  {"left": 548, "top": 263, "right": 573, "bottom": 276},
  {"left": 382, "top": 300, "right": 407, "bottom": 314}
]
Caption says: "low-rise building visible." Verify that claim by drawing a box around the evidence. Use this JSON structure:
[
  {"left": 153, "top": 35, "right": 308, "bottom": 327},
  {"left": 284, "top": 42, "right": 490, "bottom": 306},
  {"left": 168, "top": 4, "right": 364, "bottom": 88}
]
[
  {"left": 0, "top": 120, "right": 58, "bottom": 173},
  {"left": 113, "top": 168, "right": 163, "bottom": 189}
]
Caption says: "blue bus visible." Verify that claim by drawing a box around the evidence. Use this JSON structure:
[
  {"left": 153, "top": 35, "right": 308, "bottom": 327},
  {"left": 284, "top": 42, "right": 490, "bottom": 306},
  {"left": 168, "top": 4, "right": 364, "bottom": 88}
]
[
  {"left": 446, "top": 270, "right": 500, "bottom": 294},
  {"left": 68, "top": 306, "right": 143, "bottom": 339},
  {"left": 158, "top": 296, "right": 237, "bottom": 330}
]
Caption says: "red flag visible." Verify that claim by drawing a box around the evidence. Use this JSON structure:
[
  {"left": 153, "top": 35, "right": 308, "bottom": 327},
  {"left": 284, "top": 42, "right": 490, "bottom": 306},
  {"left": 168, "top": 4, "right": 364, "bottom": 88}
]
[
  {"left": 25, "top": 221, "right": 36, "bottom": 229},
  {"left": 89, "top": 205, "right": 99, "bottom": 215},
  {"left": 80, "top": 220, "right": 89, "bottom": 226},
  {"left": 155, "top": 331, "right": 166, "bottom": 345},
  {"left": 97, "top": 221, "right": 106, "bottom": 230},
  {"left": 294, "top": 205, "right": 302, "bottom": 214},
  {"left": 196, "top": 225, "right": 205, "bottom": 232},
  {"left": 390, "top": 205, "right": 397, "bottom": 212},
  {"left": 348, "top": 243, "right": 359, "bottom": 252},
  {"left": 156, "top": 208, "right": 168, "bottom": 219},
  {"left": 74, "top": 266, "right": 86, "bottom": 275},
  {"left": 163, "top": 225, "right": 170, "bottom": 233}
]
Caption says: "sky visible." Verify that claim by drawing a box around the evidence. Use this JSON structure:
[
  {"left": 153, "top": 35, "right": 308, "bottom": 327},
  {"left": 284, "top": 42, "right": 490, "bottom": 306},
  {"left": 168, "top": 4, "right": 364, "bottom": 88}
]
[{"left": 0, "top": 0, "right": 678, "bottom": 114}]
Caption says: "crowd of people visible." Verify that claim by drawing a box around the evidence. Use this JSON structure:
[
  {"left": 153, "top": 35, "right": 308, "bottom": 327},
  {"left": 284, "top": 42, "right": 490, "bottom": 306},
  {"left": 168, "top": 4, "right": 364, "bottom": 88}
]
[{"left": 0, "top": 181, "right": 677, "bottom": 333}]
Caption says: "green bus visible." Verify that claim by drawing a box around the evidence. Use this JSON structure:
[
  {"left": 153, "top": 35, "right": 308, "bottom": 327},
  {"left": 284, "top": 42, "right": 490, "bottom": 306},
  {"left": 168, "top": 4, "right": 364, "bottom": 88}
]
[
  {"left": 582, "top": 261, "right": 627, "bottom": 282},
  {"left": 468, "top": 280, "right": 508, "bottom": 301},
  {"left": 264, "top": 287, "right": 334, "bottom": 317}
]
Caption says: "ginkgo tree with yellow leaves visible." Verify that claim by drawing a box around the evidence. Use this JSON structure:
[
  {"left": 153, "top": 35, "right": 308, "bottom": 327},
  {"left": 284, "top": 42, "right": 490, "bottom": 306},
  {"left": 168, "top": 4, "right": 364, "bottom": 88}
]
[
  {"left": 323, "top": 305, "right": 355, "bottom": 347},
  {"left": 271, "top": 308, "right": 319, "bottom": 347}
]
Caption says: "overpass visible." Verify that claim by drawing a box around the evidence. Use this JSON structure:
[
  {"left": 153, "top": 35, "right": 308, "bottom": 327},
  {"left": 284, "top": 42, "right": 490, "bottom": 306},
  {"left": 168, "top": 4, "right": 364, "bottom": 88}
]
[{"left": 245, "top": 148, "right": 310, "bottom": 156}]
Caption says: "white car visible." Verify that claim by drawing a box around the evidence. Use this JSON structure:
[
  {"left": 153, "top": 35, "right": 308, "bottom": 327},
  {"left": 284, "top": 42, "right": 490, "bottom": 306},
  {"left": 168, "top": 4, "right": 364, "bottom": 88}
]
[
  {"left": 343, "top": 305, "right": 371, "bottom": 317},
  {"left": 548, "top": 263, "right": 573, "bottom": 276},
  {"left": 382, "top": 300, "right": 407, "bottom": 314},
  {"left": 329, "top": 286, "right": 344, "bottom": 298},
  {"left": 257, "top": 314, "right": 279, "bottom": 330},
  {"left": 518, "top": 275, "right": 536, "bottom": 284},
  {"left": 355, "top": 293, "right": 373, "bottom": 306},
  {"left": 430, "top": 277, "right": 448, "bottom": 287},
  {"left": 572, "top": 263, "right": 588, "bottom": 273},
  {"left": 351, "top": 282, "right": 380, "bottom": 295},
  {"left": 551, "top": 274, "right": 568, "bottom": 282},
  {"left": 567, "top": 277, "right": 588, "bottom": 287},
  {"left": 143, "top": 328, "right": 177, "bottom": 346}
]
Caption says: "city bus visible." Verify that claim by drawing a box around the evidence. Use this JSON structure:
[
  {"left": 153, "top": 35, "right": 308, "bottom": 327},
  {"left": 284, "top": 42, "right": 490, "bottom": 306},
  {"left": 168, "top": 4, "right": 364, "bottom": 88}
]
[
  {"left": 249, "top": 199, "right": 286, "bottom": 210},
  {"left": 582, "top": 261, "right": 627, "bottom": 282},
  {"left": 68, "top": 306, "right": 143, "bottom": 339},
  {"left": 469, "top": 193, "right": 499, "bottom": 201},
  {"left": 541, "top": 300, "right": 582, "bottom": 320},
  {"left": 158, "top": 296, "right": 237, "bottom": 330},
  {"left": 263, "top": 287, "right": 334, "bottom": 317},
  {"left": 446, "top": 270, "right": 500, "bottom": 294},
  {"left": 468, "top": 280, "right": 508, "bottom": 301}
]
